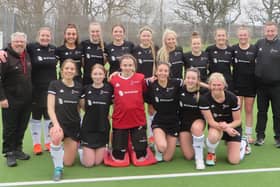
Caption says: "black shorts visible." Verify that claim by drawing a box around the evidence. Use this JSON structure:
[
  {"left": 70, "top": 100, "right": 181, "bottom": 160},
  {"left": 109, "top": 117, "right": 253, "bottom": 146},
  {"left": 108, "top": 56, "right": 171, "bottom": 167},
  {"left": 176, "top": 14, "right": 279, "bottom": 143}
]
[
  {"left": 152, "top": 123, "right": 179, "bottom": 137},
  {"left": 112, "top": 126, "right": 147, "bottom": 152},
  {"left": 234, "top": 86, "right": 256, "bottom": 97},
  {"left": 31, "top": 105, "right": 49, "bottom": 120},
  {"left": 222, "top": 126, "right": 242, "bottom": 142},
  {"left": 180, "top": 116, "right": 204, "bottom": 132},
  {"left": 49, "top": 122, "right": 80, "bottom": 142},
  {"left": 80, "top": 131, "right": 109, "bottom": 149}
]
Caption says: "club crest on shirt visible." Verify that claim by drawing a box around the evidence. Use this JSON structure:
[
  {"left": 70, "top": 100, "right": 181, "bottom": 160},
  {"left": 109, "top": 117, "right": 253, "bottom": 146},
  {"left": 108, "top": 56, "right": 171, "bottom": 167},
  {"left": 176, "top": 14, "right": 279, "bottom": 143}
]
[
  {"left": 155, "top": 96, "right": 159, "bottom": 103},
  {"left": 115, "top": 83, "right": 120, "bottom": 87},
  {"left": 87, "top": 46, "right": 91, "bottom": 49},
  {"left": 59, "top": 89, "right": 64, "bottom": 93},
  {"left": 37, "top": 56, "right": 43, "bottom": 61},
  {"left": 36, "top": 48, "right": 41, "bottom": 51},
  {"left": 88, "top": 91, "right": 92, "bottom": 94}
]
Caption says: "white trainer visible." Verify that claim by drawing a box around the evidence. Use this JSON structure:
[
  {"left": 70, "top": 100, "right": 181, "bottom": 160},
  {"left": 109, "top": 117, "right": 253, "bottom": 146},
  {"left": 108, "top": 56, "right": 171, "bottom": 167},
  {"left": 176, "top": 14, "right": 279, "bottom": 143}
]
[{"left": 195, "top": 159, "right": 205, "bottom": 170}]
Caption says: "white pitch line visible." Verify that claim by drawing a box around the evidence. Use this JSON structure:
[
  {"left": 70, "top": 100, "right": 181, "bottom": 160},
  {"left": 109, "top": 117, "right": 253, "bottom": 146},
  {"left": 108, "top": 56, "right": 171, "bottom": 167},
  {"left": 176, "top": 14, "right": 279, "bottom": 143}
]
[{"left": 1, "top": 167, "right": 280, "bottom": 186}]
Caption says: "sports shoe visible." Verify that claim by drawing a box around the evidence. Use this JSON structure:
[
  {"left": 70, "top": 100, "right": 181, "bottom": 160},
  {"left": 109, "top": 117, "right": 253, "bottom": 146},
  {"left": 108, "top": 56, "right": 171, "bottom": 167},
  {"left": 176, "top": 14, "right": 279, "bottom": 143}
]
[
  {"left": 275, "top": 138, "right": 280, "bottom": 148},
  {"left": 195, "top": 159, "right": 205, "bottom": 170},
  {"left": 53, "top": 167, "right": 63, "bottom": 181},
  {"left": 44, "top": 143, "right": 50, "bottom": 152},
  {"left": 254, "top": 138, "right": 265, "bottom": 146},
  {"left": 245, "top": 143, "right": 251, "bottom": 155},
  {"left": 6, "top": 152, "right": 17, "bottom": 167},
  {"left": 33, "top": 144, "right": 43, "bottom": 155},
  {"left": 205, "top": 153, "right": 216, "bottom": 166},
  {"left": 14, "top": 150, "right": 30, "bottom": 160}
]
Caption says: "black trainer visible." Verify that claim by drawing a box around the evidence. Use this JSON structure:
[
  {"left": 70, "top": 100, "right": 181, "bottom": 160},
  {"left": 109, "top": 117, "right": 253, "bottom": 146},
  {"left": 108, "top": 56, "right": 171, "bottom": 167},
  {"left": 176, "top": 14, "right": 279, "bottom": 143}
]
[
  {"left": 6, "top": 152, "right": 17, "bottom": 167},
  {"left": 14, "top": 150, "right": 30, "bottom": 160},
  {"left": 254, "top": 138, "right": 264, "bottom": 146}
]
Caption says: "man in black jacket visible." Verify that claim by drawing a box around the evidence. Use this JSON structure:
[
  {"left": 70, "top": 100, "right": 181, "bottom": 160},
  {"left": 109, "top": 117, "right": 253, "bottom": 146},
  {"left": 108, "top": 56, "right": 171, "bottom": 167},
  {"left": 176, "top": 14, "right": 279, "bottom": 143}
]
[
  {"left": 255, "top": 22, "right": 280, "bottom": 148},
  {"left": 0, "top": 32, "right": 32, "bottom": 167}
]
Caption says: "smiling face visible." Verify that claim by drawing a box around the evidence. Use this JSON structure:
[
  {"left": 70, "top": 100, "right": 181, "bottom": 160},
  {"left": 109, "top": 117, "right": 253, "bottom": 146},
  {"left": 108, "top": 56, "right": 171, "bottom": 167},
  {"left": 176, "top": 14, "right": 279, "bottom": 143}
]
[
  {"left": 11, "top": 35, "right": 27, "bottom": 54},
  {"left": 156, "top": 63, "right": 170, "bottom": 82},
  {"left": 264, "top": 24, "right": 278, "bottom": 41},
  {"left": 185, "top": 70, "right": 199, "bottom": 90},
  {"left": 237, "top": 29, "right": 249, "bottom": 46},
  {"left": 120, "top": 57, "right": 135, "bottom": 77},
  {"left": 191, "top": 37, "right": 202, "bottom": 54},
  {"left": 165, "top": 33, "right": 177, "bottom": 50},
  {"left": 215, "top": 29, "right": 227, "bottom": 47},
  {"left": 112, "top": 25, "right": 125, "bottom": 42},
  {"left": 91, "top": 66, "right": 105, "bottom": 85},
  {"left": 38, "top": 29, "right": 51, "bottom": 47},
  {"left": 89, "top": 24, "right": 101, "bottom": 43},
  {"left": 64, "top": 28, "right": 78, "bottom": 45},
  {"left": 61, "top": 60, "right": 76, "bottom": 80},
  {"left": 140, "top": 30, "right": 152, "bottom": 47}
]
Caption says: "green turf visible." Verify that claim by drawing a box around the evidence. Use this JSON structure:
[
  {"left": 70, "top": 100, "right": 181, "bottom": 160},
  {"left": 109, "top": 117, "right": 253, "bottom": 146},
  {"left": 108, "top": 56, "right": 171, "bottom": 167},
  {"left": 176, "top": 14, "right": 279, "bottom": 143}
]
[{"left": 0, "top": 105, "right": 279, "bottom": 187}]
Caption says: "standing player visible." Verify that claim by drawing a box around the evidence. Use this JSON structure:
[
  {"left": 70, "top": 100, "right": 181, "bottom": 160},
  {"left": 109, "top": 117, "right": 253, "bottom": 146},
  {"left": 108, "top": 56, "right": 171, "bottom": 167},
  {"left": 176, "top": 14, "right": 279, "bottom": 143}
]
[
  {"left": 200, "top": 73, "right": 246, "bottom": 166},
  {"left": 109, "top": 54, "right": 148, "bottom": 162},
  {"left": 179, "top": 68, "right": 206, "bottom": 170},
  {"left": 105, "top": 24, "right": 134, "bottom": 75},
  {"left": 48, "top": 59, "right": 84, "bottom": 181},
  {"left": 157, "top": 29, "right": 185, "bottom": 79},
  {"left": 55, "top": 24, "right": 83, "bottom": 83},
  {"left": 81, "top": 22, "right": 106, "bottom": 85},
  {"left": 133, "top": 26, "right": 157, "bottom": 146},
  {"left": 232, "top": 26, "right": 257, "bottom": 146},
  {"left": 254, "top": 22, "right": 280, "bottom": 147},
  {"left": 80, "top": 64, "right": 113, "bottom": 167},
  {"left": 28, "top": 27, "right": 57, "bottom": 155},
  {"left": 206, "top": 28, "right": 234, "bottom": 91},
  {"left": 184, "top": 32, "right": 209, "bottom": 83},
  {"left": 146, "top": 62, "right": 183, "bottom": 161}
]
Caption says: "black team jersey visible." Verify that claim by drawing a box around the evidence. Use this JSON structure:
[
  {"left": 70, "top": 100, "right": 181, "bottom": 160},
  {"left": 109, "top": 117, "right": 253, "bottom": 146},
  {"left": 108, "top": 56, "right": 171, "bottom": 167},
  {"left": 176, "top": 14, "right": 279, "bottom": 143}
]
[
  {"left": 147, "top": 79, "right": 183, "bottom": 126},
  {"left": 199, "top": 90, "right": 240, "bottom": 125},
  {"left": 55, "top": 44, "right": 83, "bottom": 81},
  {"left": 169, "top": 47, "right": 185, "bottom": 79},
  {"left": 27, "top": 42, "right": 57, "bottom": 90},
  {"left": 232, "top": 44, "right": 257, "bottom": 88},
  {"left": 179, "top": 87, "right": 208, "bottom": 124},
  {"left": 81, "top": 40, "right": 105, "bottom": 85},
  {"left": 184, "top": 51, "right": 209, "bottom": 82},
  {"left": 81, "top": 83, "right": 113, "bottom": 133},
  {"left": 206, "top": 45, "right": 234, "bottom": 85},
  {"left": 105, "top": 41, "right": 134, "bottom": 75},
  {"left": 133, "top": 45, "right": 157, "bottom": 78},
  {"left": 48, "top": 80, "right": 84, "bottom": 134}
]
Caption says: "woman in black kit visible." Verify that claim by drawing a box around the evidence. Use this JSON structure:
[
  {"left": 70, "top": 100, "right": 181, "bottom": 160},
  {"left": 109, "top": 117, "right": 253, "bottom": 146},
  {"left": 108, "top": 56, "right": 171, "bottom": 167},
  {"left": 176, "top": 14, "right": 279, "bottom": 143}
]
[
  {"left": 179, "top": 68, "right": 206, "bottom": 170},
  {"left": 133, "top": 26, "right": 158, "bottom": 145},
  {"left": 80, "top": 64, "right": 113, "bottom": 167},
  {"left": 146, "top": 62, "right": 183, "bottom": 162},
  {"left": 200, "top": 73, "right": 246, "bottom": 166},
  {"left": 55, "top": 24, "right": 83, "bottom": 83},
  {"left": 157, "top": 29, "right": 185, "bottom": 79},
  {"left": 184, "top": 32, "right": 209, "bottom": 84},
  {"left": 28, "top": 27, "right": 57, "bottom": 155},
  {"left": 105, "top": 24, "right": 134, "bottom": 75},
  {"left": 48, "top": 59, "right": 84, "bottom": 181},
  {"left": 81, "top": 22, "right": 106, "bottom": 85},
  {"left": 232, "top": 26, "right": 257, "bottom": 146},
  {"left": 206, "top": 28, "right": 234, "bottom": 91}
]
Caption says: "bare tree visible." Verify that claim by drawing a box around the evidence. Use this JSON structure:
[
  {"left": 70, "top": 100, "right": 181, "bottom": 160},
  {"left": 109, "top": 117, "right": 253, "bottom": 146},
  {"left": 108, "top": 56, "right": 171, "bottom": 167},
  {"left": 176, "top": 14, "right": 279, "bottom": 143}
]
[
  {"left": 246, "top": 0, "right": 280, "bottom": 25},
  {"left": 0, "top": 0, "right": 55, "bottom": 41},
  {"left": 174, "top": 0, "right": 241, "bottom": 42}
]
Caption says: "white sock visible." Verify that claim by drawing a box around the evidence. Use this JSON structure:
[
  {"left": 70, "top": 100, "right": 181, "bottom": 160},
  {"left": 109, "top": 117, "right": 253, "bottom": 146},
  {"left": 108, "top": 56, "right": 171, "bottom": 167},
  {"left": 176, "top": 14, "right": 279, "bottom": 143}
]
[
  {"left": 44, "top": 120, "right": 51, "bottom": 145},
  {"left": 30, "top": 119, "right": 42, "bottom": 145},
  {"left": 193, "top": 135, "right": 204, "bottom": 161},
  {"left": 154, "top": 144, "right": 163, "bottom": 161},
  {"left": 50, "top": 143, "right": 64, "bottom": 168},
  {"left": 206, "top": 138, "right": 219, "bottom": 154},
  {"left": 245, "top": 126, "right": 252, "bottom": 137},
  {"left": 78, "top": 147, "right": 83, "bottom": 164},
  {"left": 147, "top": 114, "right": 154, "bottom": 138},
  {"left": 240, "top": 138, "right": 247, "bottom": 160}
]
